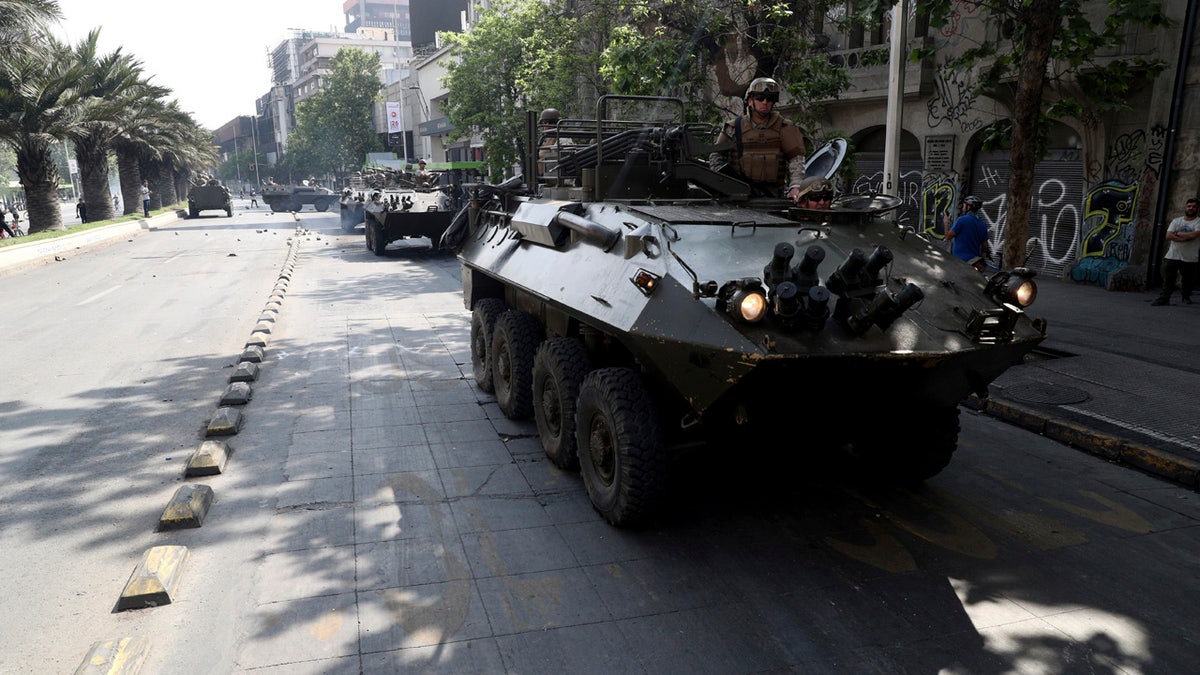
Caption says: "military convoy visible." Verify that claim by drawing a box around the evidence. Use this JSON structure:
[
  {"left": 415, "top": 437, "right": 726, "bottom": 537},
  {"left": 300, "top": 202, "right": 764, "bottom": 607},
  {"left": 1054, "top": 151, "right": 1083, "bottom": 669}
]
[
  {"left": 186, "top": 177, "right": 232, "bottom": 218},
  {"left": 340, "top": 166, "right": 454, "bottom": 255},
  {"left": 260, "top": 182, "right": 337, "bottom": 213},
  {"left": 442, "top": 96, "right": 1046, "bottom": 527}
]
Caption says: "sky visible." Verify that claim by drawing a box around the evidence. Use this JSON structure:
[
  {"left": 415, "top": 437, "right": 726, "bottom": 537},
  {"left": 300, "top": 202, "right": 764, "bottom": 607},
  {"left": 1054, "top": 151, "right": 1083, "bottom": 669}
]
[{"left": 53, "top": 0, "right": 347, "bottom": 130}]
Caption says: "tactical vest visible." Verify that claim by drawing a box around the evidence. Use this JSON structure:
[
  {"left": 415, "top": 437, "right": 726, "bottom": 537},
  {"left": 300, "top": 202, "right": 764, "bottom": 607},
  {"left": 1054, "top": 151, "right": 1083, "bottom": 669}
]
[{"left": 734, "top": 115, "right": 792, "bottom": 185}]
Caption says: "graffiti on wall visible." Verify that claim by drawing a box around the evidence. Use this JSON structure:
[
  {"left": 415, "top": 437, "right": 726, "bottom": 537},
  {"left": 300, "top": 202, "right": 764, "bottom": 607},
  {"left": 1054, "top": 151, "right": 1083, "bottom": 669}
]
[
  {"left": 920, "top": 176, "right": 958, "bottom": 240},
  {"left": 935, "top": 1, "right": 984, "bottom": 39},
  {"left": 928, "top": 68, "right": 982, "bottom": 134},
  {"left": 1070, "top": 127, "right": 1164, "bottom": 287},
  {"left": 848, "top": 168, "right": 925, "bottom": 229},
  {"left": 969, "top": 153, "right": 1083, "bottom": 277},
  {"left": 1071, "top": 182, "right": 1139, "bottom": 285}
]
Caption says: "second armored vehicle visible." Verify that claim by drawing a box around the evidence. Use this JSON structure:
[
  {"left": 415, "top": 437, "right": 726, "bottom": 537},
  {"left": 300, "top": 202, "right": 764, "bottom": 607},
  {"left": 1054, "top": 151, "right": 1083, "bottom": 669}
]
[
  {"left": 350, "top": 167, "right": 454, "bottom": 255},
  {"left": 260, "top": 182, "right": 336, "bottom": 213},
  {"left": 186, "top": 179, "right": 232, "bottom": 218},
  {"left": 443, "top": 96, "right": 1046, "bottom": 527}
]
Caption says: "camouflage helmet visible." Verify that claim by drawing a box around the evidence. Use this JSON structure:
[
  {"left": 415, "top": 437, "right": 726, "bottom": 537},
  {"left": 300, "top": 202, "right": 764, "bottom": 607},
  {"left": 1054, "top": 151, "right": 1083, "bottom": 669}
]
[
  {"left": 539, "top": 108, "right": 561, "bottom": 124},
  {"left": 745, "top": 77, "right": 780, "bottom": 103}
]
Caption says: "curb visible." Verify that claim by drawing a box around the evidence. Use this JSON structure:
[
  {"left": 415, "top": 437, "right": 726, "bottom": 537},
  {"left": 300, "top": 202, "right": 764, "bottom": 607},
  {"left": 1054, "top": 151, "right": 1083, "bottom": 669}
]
[
  {"left": 965, "top": 395, "right": 1200, "bottom": 490},
  {"left": 0, "top": 210, "right": 184, "bottom": 276}
]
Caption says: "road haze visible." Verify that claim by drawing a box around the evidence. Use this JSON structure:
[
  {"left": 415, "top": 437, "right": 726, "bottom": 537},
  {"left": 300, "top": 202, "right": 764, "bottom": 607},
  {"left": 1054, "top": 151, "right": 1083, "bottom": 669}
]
[{"left": 0, "top": 202, "right": 1197, "bottom": 673}]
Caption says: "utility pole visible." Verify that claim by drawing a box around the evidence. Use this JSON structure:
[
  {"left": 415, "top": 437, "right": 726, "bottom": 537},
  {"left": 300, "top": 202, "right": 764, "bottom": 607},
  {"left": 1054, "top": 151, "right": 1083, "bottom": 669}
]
[{"left": 883, "top": 0, "right": 907, "bottom": 211}]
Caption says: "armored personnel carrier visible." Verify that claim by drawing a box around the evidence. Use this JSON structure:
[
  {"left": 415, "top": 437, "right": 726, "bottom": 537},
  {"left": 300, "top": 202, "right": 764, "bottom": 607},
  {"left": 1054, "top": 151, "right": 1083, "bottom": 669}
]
[
  {"left": 186, "top": 178, "right": 232, "bottom": 218},
  {"left": 443, "top": 96, "right": 1045, "bottom": 527},
  {"left": 339, "top": 187, "right": 366, "bottom": 233},
  {"left": 260, "top": 182, "right": 336, "bottom": 213},
  {"left": 353, "top": 167, "right": 453, "bottom": 255}
]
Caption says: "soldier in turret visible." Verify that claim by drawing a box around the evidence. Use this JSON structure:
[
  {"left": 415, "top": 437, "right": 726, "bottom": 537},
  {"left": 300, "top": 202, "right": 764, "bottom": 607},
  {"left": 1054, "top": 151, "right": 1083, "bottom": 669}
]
[{"left": 710, "top": 77, "right": 808, "bottom": 203}]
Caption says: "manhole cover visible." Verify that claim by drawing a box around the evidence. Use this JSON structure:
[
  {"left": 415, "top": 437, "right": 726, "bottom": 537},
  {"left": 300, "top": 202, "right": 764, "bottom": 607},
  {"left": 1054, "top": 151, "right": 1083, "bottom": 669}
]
[{"left": 1003, "top": 383, "right": 1091, "bottom": 405}]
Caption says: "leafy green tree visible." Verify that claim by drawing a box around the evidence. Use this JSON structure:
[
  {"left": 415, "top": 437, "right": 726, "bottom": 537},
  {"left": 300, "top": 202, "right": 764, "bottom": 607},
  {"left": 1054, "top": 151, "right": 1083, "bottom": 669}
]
[
  {"left": 285, "top": 48, "right": 383, "bottom": 179},
  {"left": 600, "top": 0, "right": 845, "bottom": 120},
  {"left": 442, "top": 0, "right": 849, "bottom": 178},
  {"left": 908, "top": 0, "right": 1169, "bottom": 268},
  {"left": 442, "top": 0, "right": 582, "bottom": 179}
]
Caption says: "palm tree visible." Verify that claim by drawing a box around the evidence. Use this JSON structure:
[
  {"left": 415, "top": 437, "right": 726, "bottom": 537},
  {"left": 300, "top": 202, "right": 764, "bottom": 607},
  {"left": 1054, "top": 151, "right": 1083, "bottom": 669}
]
[
  {"left": 0, "top": 1, "right": 59, "bottom": 44},
  {"left": 69, "top": 29, "right": 167, "bottom": 223},
  {"left": 0, "top": 35, "right": 89, "bottom": 233}
]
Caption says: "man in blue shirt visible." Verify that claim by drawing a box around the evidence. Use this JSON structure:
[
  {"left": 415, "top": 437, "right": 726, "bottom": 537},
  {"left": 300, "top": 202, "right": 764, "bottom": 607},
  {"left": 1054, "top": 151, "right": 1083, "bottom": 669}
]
[{"left": 946, "top": 195, "right": 990, "bottom": 263}]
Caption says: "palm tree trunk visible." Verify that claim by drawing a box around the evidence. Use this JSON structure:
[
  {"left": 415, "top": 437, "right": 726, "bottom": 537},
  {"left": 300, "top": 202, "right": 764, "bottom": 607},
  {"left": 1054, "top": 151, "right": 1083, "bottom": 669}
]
[
  {"left": 16, "top": 138, "right": 65, "bottom": 233},
  {"left": 77, "top": 133, "right": 115, "bottom": 222},
  {"left": 115, "top": 146, "right": 141, "bottom": 215},
  {"left": 157, "top": 163, "right": 178, "bottom": 206}
]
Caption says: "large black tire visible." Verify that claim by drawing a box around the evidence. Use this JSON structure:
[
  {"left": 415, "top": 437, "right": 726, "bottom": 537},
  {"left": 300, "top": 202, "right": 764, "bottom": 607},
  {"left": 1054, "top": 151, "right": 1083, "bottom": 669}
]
[
  {"left": 267, "top": 198, "right": 279, "bottom": 213},
  {"left": 850, "top": 405, "right": 960, "bottom": 484},
  {"left": 289, "top": 199, "right": 303, "bottom": 213},
  {"left": 372, "top": 223, "right": 387, "bottom": 256},
  {"left": 491, "top": 310, "right": 542, "bottom": 419},
  {"left": 470, "top": 298, "right": 506, "bottom": 393},
  {"left": 533, "top": 338, "right": 589, "bottom": 470},
  {"left": 225, "top": 203, "right": 233, "bottom": 217},
  {"left": 313, "top": 197, "right": 330, "bottom": 212},
  {"left": 575, "top": 368, "right": 666, "bottom": 527}
]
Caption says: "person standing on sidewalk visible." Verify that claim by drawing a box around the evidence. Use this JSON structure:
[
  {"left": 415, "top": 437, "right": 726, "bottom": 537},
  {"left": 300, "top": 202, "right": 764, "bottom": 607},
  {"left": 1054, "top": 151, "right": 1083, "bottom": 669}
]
[
  {"left": 1151, "top": 198, "right": 1200, "bottom": 306},
  {"left": 139, "top": 180, "right": 151, "bottom": 217}
]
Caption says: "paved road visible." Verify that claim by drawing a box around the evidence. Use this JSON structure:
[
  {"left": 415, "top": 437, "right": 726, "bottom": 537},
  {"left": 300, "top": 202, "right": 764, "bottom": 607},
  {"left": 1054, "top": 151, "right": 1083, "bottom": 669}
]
[{"left": 1, "top": 204, "right": 1198, "bottom": 673}]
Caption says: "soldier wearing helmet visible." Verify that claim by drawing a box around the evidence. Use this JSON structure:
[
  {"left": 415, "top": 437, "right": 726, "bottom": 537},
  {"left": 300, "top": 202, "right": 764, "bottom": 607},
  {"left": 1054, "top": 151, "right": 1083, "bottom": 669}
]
[
  {"left": 945, "top": 195, "right": 991, "bottom": 264},
  {"left": 710, "top": 77, "right": 809, "bottom": 203},
  {"left": 538, "top": 108, "right": 571, "bottom": 186}
]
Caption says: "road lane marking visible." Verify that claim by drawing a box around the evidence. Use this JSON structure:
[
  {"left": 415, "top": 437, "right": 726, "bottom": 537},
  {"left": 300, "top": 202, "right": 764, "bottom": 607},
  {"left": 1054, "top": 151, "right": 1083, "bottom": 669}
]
[{"left": 76, "top": 285, "right": 122, "bottom": 306}]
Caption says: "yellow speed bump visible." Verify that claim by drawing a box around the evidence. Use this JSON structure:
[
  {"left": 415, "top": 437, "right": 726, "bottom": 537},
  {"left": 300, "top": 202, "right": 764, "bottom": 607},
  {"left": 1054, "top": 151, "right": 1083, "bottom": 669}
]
[
  {"left": 74, "top": 636, "right": 150, "bottom": 675},
  {"left": 185, "top": 440, "right": 231, "bottom": 477},
  {"left": 156, "top": 484, "right": 214, "bottom": 531},
  {"left": 116, "top": 546, "right": 189, "bottom": 611},
  {"left": 205, "top": 407, "right": 243, "bottom": 436}
]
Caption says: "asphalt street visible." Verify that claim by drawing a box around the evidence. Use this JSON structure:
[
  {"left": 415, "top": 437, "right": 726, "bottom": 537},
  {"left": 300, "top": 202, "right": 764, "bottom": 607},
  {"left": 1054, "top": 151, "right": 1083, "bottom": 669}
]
[{"left": 1, "top": 202, "right": 1197, "bottom": 673}]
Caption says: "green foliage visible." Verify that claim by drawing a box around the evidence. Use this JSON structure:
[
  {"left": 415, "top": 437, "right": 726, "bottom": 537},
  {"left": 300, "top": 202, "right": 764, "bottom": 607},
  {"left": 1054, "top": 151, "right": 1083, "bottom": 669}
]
[
  {"left": 442, "top": 0, "right": 581, "bottom": 179},
  {"left": 285, "top": 49, "right": 383, "bottom": 178},
  {"left": 443, "top": 0, "right": 855, "bottom": 175}
]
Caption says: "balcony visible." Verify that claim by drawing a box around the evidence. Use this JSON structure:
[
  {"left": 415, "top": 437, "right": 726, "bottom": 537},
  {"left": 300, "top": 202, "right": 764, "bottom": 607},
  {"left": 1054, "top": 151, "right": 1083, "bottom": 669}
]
[{"left": 825, "top": 37, "right": 936, "bottom": 102}]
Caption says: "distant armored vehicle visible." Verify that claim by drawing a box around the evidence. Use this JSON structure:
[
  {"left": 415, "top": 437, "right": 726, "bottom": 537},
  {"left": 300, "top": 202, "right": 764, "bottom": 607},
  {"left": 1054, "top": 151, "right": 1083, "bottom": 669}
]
[
  {"left": 260, "top": 181, "right": 336, "bottom": 213},
  {"left": 187, "top": 178, "right": 232, "bottom": 218},
  {"left": 349, "top": 167, "right": 454, "bottom": 255},
  {"left": 443, "top": 96, "right": 1046, "bottom": 527}
]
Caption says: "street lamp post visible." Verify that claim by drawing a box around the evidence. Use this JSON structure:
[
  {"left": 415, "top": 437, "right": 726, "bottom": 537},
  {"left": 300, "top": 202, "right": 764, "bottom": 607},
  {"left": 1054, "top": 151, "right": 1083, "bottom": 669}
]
[
  {"left": 251, "top": 116, "right": 262, "bottom": 186},
  {"left": 408, "top": 85, "right": 431, "bottom": 160}
]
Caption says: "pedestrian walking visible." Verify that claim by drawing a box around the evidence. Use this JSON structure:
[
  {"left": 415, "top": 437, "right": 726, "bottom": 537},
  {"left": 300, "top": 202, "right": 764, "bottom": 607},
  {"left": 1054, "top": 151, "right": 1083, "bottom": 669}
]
[
  {"left": 0, "top": 207, "right": 16, "bottom": 239},
  {"left": 76, "top": 197, "right": 87, "bottom": 224},
  {"left": 249, "top": 190, "right": 258, "bottom": 208},
  {"left": 1151, "top": 197, "right": 1200, "bottom": 306},
  {"left": 945, "top": 195, "right": 991, "bottom": 266}
]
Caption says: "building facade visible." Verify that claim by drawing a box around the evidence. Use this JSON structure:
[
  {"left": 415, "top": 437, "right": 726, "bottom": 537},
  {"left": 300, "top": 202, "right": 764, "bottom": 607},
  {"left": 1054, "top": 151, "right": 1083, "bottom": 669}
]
[{"left": 809, "top": 1, "right": 1198, "bottom": 289}]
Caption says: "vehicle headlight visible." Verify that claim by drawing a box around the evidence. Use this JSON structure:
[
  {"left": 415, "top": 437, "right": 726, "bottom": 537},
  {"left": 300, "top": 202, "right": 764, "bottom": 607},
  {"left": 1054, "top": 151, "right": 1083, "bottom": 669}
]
[
  {"left": 735, "top": 289, "right": 768, "bottom": 322},
  {"left": 986, "top": 268, "right": 1038, "bottom": 308},
  {"left": 717, "top": 279, "right": 768, "bottom": 323}
]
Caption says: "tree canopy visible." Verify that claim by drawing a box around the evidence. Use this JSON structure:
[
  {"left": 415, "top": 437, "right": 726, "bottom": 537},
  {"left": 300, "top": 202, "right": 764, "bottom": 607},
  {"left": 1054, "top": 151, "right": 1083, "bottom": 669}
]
[{"left": 282, "top": 48, "right": 383, "bottom": 179}]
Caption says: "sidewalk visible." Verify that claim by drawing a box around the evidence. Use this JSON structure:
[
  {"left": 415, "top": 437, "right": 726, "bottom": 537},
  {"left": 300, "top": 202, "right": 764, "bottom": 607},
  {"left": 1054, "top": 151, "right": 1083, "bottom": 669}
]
[{"left": 973, "top": 275, "right": 1200, "bottom": 489}]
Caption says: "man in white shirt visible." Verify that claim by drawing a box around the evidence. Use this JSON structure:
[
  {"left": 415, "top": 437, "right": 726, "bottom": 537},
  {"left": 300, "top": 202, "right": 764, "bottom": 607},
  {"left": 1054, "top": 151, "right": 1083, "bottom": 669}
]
[{"left": 1151, "top": 197, "right": 1200, "bottom": 306}]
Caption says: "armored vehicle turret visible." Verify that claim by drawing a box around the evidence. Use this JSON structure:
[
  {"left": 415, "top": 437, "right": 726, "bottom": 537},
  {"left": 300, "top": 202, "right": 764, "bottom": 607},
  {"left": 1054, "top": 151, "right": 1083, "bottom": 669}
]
[
  {"left": 443, "top": 96, "right": 1046, "bottom": 527},
  {"left": 187, "top": 177, "right": 232, "bottom": 218}
]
